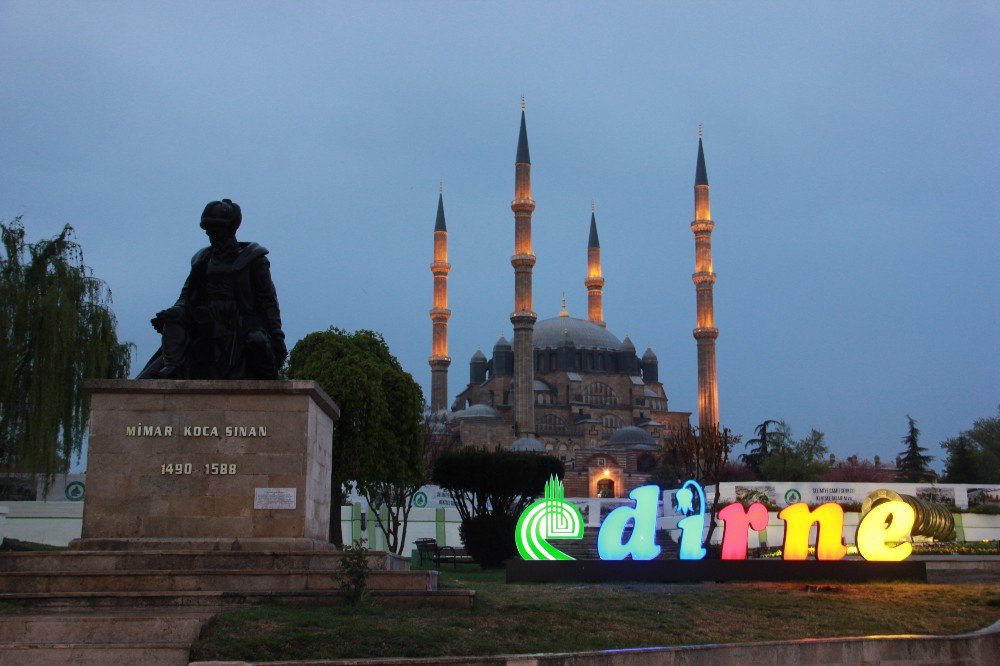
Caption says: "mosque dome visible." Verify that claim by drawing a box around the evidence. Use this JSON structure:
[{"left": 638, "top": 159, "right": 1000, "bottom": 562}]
[
  {"left": 510, "top": 436, "right": 546, "bottom": 452},
  {"left": 455, "top": 403, "right": 500, "bottom": 419},
  {"left": 428, "top": 409, "right": 451, "bottom": 421},
  {"left": 533, "top": 316, "right": 623, "bottom": 352},
  {"left": 604, "top": 426, "right": 658, "bottom": 451}
]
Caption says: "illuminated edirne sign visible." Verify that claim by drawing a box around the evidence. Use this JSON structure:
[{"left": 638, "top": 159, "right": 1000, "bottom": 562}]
[{"left": 516, "top": 478, "right": 917, "bottom": 563}]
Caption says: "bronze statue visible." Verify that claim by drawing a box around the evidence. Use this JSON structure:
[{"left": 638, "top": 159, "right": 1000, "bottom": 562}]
[{"left": 137, "top": 199, "right": 287, "bottom": 380}]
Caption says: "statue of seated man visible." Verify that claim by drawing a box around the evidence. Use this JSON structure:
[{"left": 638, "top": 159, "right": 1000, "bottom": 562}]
[{"left": 137, "top": 199, "right": 287, "bottom": 380}]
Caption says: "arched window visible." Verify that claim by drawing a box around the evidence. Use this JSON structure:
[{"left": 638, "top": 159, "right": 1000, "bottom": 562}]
[
  {"left": 596, "top": 479, "right": 615, "bottom": 498},
  {"left": 538, "top": 414, "right": 569, "bottom": 434},
  {"left": 549, "top": 352, "right": 557, "bottom": 371},
  {"left": 601, "top": 413, "right": 624, "bottom": 438},
  {"left": 583, "top": 382, "right": 618, "bottom": 407}
]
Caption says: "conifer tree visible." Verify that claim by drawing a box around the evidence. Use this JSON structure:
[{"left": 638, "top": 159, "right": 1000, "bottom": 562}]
[
  {"left": 897, "top": 415, "right": 933, "bottom": 482},
  {"left": 1, "top": 218, "right": 131, "bottom": 490}
]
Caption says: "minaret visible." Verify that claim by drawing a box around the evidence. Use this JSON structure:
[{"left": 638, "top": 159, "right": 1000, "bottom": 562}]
[
  {"left": 585, "top": 201, "right": 605, "bottom": 327},
  {"left": 428, "top": 182, "right": 451, "bottom": 412},
  {"left": 691, "top": 126, "right": 719, "bottom": 430},
  {"left": 510, "top": 99, "right": 537, "bottom": 437}
]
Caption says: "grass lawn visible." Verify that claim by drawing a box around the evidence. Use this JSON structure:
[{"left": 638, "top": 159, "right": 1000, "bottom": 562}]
[{"left": 190, "top": 565, "right": 1000, "bottom": 662}]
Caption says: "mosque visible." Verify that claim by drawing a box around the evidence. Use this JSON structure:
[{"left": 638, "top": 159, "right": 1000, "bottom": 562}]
[{"left": 426, "top": 105, "right": 720, "bottom": 498}]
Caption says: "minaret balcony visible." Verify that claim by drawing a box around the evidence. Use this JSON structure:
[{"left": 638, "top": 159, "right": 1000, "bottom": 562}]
[
  {"left": 429, "top": 307, "right": 452, "bottom": 321},
  {"left": 428, "top": 355, "right": 452, "bottom": 366},
  {"left": 585, "top": 276, "right": 605, "bottom": 288},
  {"left": 511, "top": 199, "right": 536, "bottom": 213},
  {"left": 510, "top": 311, "right": 538, "bottom": 326},
  {"left": 690, "top": 219, "right": 715, "bottom": 233},
  {"left": 693, "top": 327, "right": 719, "bottom": 340},
  {"left": 510, "top": 253, "right": 537, "bottom": 268},
  {"left": 430, "top": 261, "right": 451, "bottom": 274},
  {"left": 691, "top": 272, "right": 717, "bottom": 285}
]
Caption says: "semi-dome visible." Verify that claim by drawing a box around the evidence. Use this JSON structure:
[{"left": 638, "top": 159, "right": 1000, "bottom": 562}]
[
  {"left": 455, "top": 403, "right": 499, "bottom": 419},
  {"left": 604, "top": 426, "right": 658, "bottom": 451},
  {"left": 533, "top": 316, "right": 623, "bottom": 352},
  {"left": 510, "top": 436, "right": 546, "bottom": 452}
]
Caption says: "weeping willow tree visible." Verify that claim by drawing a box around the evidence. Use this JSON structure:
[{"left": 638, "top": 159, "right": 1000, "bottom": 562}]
[{"left": 0, "top": 217, "right": 132, "bottom": 491}]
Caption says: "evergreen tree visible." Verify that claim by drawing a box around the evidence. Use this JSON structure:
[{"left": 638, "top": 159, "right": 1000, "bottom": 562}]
[
  {"left": 0, "top": 218, "right": 131, "bottom": 490},
  {"left": 740, "top": 419, "right": 780, "bottom": 478},
  {"left": 758, "top": 425, "right": 830, "bottom": 481},
  {"left": 897, "top": 415, "right": 933, "bottom": 482},
  {"left": 941, "top": 435, "right": 982, "bottom": 483},
  {"left": 940, "top": 407, "right": 1000, "bottom": 483}
]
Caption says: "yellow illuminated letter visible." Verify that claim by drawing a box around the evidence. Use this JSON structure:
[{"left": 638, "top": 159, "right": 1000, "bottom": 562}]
[
  {"left": 856, "top": 500, "right": 915, "bottom": 561},
  {"left": 778, "top": 502, "right": 847, "bottom": 561}
]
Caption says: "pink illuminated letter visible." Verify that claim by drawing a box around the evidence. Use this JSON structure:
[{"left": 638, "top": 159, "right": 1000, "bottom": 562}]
[{"left": 718, "top": 502, "right": 769, "bottom": 560}]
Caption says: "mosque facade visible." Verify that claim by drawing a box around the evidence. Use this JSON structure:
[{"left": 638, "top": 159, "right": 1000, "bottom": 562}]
[{"left": 427, "top": 106, "right": 719, "bottom": 499}]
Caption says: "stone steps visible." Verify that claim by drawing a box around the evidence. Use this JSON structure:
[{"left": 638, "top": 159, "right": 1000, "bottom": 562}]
[
  {"left": 0, "top": 588, "right": 475, "bottom": 611},
  {"left": 0, "top": 549, "right": 474, "bottom": 613},
  {"left": 0, "top": 547, "right": 474, "bottom": 664},
  {"left": 0, "top": 568, "right": 435, "bottom": 594},
  {"left": 0, "top": 643, "right": 191, "bottom": 666},
  {"left": 0, "top": 614, "right": 204, "bottom": 644},
  {"left": 0, "top": 549, "right": 387, "bottom": 572},
  {"left": 0, "top": 614, "right": 204, "bottom": 666}
]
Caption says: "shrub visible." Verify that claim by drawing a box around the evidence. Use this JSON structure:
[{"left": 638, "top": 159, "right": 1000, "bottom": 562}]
[
  {"left": 334, "top": 538, "right": 370, "bottom": 605},
  {"left": 459, "top": 514, "right": 519, "bottom": 568},
  {"left": 433, "top": 448, "right": 563, "bottom": 568}
]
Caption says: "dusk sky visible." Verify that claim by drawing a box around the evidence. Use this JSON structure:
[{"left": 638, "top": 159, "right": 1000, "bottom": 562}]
[{"left": 2, "top": 2, "right": 997, "bottom": 472}]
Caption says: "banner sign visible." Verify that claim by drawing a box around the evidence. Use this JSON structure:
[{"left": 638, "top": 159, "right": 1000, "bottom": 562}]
[{"left": 712, "top": 481, "right": 990, "bottom": 509}]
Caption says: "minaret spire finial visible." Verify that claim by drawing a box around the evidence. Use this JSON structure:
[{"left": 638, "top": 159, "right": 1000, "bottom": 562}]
[
  {"left": 559, "top": 292, "right": 569, "bottom": 317},
  {"left": 521, "top": 94, "right": 525, "bottom": 111},
  {"left": 591, "top": 199, "right": 595, "bottom": 214},
  {"left": 699, "top": 123, "right": 703, "bottom": 139},
  {"left": 439, "top": 178, "right": 443, "bottom": 194}
]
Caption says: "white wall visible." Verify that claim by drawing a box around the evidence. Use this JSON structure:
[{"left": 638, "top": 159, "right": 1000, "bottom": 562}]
[{"left": 1, "top": 501, "right": 84, "bottom": 546}]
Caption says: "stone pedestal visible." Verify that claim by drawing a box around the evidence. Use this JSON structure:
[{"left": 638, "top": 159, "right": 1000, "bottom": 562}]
[{"left": 74, "top": 379, "right": 339, "bottom": 550}]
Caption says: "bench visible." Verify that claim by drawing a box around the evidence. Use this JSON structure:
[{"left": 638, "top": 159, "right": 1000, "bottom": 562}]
[{"left": 414, "top": 538, "right": 473, "bottom": 568}]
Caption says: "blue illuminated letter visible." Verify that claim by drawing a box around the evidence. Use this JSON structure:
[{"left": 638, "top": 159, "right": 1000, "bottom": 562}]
[
  {"left": 597, "top": 485, "right": 662, "bottom": 560},
  {"left": 675, "top": 480, "right": 707, "bottom": 560}
]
